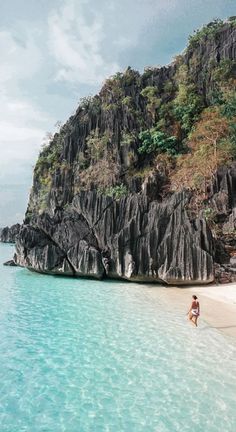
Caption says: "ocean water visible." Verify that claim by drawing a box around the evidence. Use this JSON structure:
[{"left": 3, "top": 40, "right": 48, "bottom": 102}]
[{"left": 0, "top": 243, "right": 236, "bottom": 432}]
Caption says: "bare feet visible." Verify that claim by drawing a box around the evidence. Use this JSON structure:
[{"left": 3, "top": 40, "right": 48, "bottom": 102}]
[{"left": 189, "top": 318, "right": 197, "bottom": 327}]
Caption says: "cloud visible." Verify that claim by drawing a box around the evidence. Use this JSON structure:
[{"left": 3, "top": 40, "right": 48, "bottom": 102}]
[
  {"left": 0, "top": 183, "right": 29, "bottom": 226},
  {"left": 0, "top": 28, "right": 55, "bottom": 169},
  {"left": 0, "top": 91, "right": 51, "bottom": 169},
  {"left": 0, "top": 30, "right": 42, "bottom": 86},
  {"left": 0, "top": 29, "right": 52, "bottom": 225},
  {"left": 47, "top": 0, "right": 183, "bottom": 86},
  {"left": 48, "top": 0, "right": 119, "bottom": 85}
]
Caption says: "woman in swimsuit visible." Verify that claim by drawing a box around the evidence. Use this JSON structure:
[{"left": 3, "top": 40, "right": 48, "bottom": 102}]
[{"left": 188, "top": 295, "right": 200, "bottom": 327}]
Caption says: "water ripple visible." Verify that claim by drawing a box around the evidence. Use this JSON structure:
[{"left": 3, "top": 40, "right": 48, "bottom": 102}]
[{"left": 0, "top": 244, "right": 236, "bottom": 431}]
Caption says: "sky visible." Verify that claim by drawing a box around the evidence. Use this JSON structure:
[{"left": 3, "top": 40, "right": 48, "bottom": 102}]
[{"left": 0, "top": 0, "right": 235, "bottom": 226}]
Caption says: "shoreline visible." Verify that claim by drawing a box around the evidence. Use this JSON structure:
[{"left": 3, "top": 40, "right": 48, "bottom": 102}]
[
  {"left": 1, "top": 242, "right": 236, "bottom": 340},
  {"left": 154, "top": 283, "right": 236, "bottom": 340}
]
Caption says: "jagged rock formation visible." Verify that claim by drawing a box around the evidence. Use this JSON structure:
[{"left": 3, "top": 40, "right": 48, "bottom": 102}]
[
  {"left": 3, "top": 260, "right": 17, "bottom": 267},
  {"left": 1, "top": 223, "right": 21, "bottom": 243},
  {"left": 14, "top": 19, "right": 236, "bottom": 284},
  {"left": 14, "top": 191, "right": 214, "bottom": 284},
  {"left": 211, "top": 164, "right": 236, "bottom": 283}
]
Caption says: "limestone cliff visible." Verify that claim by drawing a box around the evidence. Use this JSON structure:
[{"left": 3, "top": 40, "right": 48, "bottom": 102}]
[
  {"left": 1, "top": 224, "right": 21, "bottom": 243},
  {"left": 14, "top": 19, "right": 236, "bottom": 284}
]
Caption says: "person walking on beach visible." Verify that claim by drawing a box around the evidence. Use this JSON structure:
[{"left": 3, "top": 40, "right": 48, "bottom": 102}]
[{"left": 187, "top": 295, "right": 200, "bottom": 327}]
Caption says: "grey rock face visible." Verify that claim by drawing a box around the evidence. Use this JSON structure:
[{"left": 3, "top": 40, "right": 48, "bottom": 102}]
[
  {"left": 13, "top": 22, "right": 236, "bottom": 285},
  {"left": 185, "top": 23, "right": 236, "bottom": 104},
  {"left": 0, "top": 223, "right": 21, "bottom": 243},
  {"left": 3, "top": 260, "right": 17, "bottom": 266},
  {"left": 14, "top": 225, "right": 74, "bottom": 275},
  {"left": 15, "top": 191, "right": 214, "bottom": 284}
]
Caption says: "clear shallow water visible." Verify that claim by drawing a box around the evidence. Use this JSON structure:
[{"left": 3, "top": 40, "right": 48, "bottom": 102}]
[{"left": 0, "top": 244, "right": 236, "bottom": 432}]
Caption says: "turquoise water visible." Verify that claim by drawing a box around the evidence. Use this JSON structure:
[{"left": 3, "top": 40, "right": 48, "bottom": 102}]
[{"left": 0, "top": 244, "right": 236, "bottom": 432}]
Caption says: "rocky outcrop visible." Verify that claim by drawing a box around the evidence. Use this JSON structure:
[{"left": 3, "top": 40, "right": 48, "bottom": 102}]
[
  {"left": 209, "top": 163, "right": 236, "bottom": 282},
  {"left": 185, "top": 22, "right": 236, "bottom": 104},
  {"left": 13, "top": 20, "right": 236, "bottom": 284},
  {"left": 3, "top": 260, "right": 17, "bottom": 267},
  {"left": 0, "top": 223, "right": 21, "bottom": 243},
  {"left": 15, "top": 191, "right": 214, "bottom": 284}
]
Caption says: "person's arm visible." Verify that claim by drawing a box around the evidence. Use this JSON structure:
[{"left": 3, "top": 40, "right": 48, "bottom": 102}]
[{"left": 197, "top": 302, "right": 200, "bottom": 315}]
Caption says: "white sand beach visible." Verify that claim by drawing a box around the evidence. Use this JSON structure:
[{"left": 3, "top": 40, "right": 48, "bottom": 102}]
[{"left": 157, "top": 283, "right": 236, "bottom": 340}]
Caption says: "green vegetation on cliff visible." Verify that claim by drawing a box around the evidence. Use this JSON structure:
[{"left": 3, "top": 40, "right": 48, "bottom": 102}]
[
  {"left": 30, "top": 18, "right": 236, "bottom": 222},
  {"left": 188, "top": 18, "right": 236, "bottom": 49}
]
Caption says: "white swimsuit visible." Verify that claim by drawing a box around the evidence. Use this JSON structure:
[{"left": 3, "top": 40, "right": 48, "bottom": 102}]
[{"left": 192, "top": 309, "right": 199, "bottom": 316}]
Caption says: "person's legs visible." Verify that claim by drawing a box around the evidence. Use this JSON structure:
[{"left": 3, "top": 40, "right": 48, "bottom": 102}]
[
  {"left": 189, "top": 312, "right": 198, "bottom": 326},
  {"left": 189, "top": 313, "right": 195, "bottom": 326}
]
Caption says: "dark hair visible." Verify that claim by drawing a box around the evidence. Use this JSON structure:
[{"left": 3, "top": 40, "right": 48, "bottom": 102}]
[{"left": 192, "top": 295, "right": 198, "bottom": 300}]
